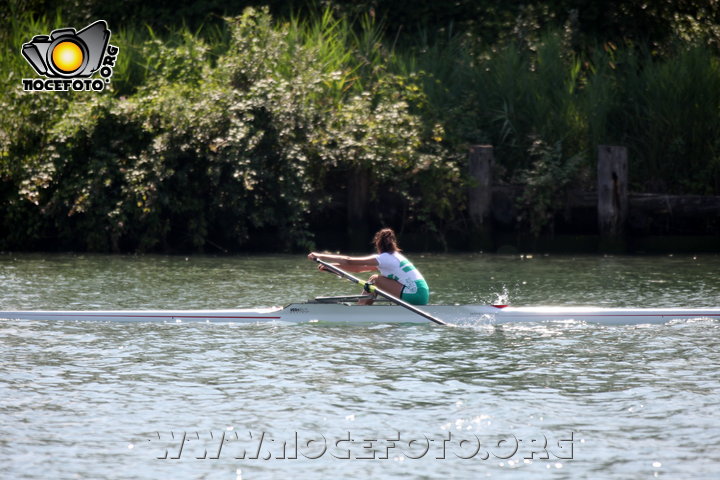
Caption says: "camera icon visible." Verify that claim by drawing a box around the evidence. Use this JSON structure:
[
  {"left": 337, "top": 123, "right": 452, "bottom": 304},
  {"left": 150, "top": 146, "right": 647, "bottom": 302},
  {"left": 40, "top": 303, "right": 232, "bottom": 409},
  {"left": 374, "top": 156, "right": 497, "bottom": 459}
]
[{"left": 21, "top": 20, "right": 110, "bottom": 78}]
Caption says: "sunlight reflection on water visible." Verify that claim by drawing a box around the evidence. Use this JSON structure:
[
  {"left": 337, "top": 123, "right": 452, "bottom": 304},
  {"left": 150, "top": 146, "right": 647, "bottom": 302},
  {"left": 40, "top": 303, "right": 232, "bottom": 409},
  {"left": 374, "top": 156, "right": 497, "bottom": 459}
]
[{"left": 2, "top": 253, "right": 720, "bottom": 479}]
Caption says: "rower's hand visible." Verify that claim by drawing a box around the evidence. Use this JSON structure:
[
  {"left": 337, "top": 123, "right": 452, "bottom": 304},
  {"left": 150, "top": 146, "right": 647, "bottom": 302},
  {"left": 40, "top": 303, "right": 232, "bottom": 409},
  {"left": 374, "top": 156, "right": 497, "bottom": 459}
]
[{"left": 308, "top": 252, "right": 328, "bottom": 272}]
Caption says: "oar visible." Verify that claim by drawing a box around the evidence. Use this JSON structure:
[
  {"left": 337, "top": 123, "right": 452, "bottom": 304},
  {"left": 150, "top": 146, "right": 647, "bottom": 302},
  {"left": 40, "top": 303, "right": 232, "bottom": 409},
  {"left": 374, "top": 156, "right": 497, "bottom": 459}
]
[{"left": 313, "top": 258, "right": 449, "bottom": 326}]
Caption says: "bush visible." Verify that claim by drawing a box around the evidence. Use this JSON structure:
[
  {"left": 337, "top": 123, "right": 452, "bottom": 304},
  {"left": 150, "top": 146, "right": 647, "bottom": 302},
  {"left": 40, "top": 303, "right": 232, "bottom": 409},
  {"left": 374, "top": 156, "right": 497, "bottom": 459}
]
[
  {"left": 2, "top": 5, "right": 719, "bottom": 251},
  {"left": 1, "top": 7, "right": 458, "bottom": 251}
]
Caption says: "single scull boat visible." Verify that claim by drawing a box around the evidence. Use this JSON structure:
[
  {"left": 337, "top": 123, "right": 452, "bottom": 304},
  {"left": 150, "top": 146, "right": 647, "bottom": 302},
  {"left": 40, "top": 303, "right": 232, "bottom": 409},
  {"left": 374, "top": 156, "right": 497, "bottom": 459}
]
[
  {"left": 3, "top": 261, "right": 718, "bottom": 326},
  {"left": 1, "top": 297, "right": 719, "bottom": 325}
]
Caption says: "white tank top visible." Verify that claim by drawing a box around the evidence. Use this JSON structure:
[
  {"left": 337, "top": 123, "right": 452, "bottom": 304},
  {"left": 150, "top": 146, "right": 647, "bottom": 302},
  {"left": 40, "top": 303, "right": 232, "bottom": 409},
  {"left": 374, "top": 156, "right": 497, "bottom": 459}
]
[{"left": 375, "top": 252, "right": 425, "bottom": 293}]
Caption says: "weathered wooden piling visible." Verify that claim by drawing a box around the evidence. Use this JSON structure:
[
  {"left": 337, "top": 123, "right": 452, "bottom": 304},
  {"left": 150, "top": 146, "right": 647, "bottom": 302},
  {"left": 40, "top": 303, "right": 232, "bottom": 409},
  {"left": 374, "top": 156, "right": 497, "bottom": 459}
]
[
  {"left": 347, "top": 166, "right": 370, "bottom": 249},
  {"left": 468, "top": 145, "right": 494, "bottom": 249},
  {"left": 597, "top": 145, "right": 628, "bottom": 249}
]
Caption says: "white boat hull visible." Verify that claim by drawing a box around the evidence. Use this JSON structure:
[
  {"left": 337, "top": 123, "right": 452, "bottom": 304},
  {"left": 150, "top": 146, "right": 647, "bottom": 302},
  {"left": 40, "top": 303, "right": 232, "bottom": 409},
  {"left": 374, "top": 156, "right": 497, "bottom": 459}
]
[{"left": 2, "top": 304, "right": 720, "bottom": 325}]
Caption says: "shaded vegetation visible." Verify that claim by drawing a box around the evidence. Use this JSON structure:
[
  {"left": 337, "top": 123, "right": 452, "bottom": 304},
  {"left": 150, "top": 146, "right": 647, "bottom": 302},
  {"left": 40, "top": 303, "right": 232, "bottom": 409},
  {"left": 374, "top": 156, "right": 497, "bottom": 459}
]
[{"left": 1, "top": 1, "right": 719, "bottom": 251}]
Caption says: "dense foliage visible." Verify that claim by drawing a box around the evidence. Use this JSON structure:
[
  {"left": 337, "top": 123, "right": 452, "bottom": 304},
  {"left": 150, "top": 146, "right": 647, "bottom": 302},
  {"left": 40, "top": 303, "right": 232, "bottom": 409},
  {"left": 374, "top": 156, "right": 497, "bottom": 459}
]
[{"left": 1, "top": 1, "right": 719, "bottom": 251}]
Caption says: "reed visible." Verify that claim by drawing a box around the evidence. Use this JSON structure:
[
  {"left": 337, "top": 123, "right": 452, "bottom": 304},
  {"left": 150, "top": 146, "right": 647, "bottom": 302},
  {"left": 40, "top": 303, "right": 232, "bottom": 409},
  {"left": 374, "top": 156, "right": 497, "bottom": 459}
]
[
  {"left": 0, "top": 10, "right": 66, "bottom": 86},
  {"left": 628, "top": 45, "right": 720, "bottom": 193}
]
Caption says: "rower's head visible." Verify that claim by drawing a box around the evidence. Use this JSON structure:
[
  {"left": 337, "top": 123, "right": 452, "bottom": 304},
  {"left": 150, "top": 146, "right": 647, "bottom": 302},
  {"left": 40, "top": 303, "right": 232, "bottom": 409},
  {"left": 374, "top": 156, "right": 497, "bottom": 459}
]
[{"left": 373, "top": 228, "right": 401, "bottom": 253}]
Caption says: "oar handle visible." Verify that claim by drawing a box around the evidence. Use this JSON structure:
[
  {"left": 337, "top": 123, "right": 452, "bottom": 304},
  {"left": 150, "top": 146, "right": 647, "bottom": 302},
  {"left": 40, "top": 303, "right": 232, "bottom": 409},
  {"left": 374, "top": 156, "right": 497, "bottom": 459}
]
[{"left": 313, "top": 258, "right": 448, "bottom": 326}]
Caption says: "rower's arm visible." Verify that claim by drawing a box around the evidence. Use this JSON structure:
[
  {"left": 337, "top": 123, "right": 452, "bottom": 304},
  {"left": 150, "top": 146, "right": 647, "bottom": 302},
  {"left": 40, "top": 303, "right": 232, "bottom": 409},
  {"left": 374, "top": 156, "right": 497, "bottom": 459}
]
[
  {"left": 340, "top": 264, "right": 378, "bottom": 273},
  {"left": 308, "top": 252, "right": 378, "bottom": 271}
]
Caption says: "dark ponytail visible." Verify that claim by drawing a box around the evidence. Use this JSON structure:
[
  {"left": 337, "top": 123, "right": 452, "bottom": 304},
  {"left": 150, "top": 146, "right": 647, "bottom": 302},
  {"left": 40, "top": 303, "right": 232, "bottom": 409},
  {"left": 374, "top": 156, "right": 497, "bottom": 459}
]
[{"left": 373, "top": 228, "right": 401, "bottom": 253}]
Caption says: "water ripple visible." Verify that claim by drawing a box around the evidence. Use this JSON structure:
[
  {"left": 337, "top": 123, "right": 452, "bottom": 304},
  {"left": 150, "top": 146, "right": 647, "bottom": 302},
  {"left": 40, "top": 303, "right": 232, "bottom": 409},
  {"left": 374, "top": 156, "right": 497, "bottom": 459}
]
[{"left": 2, "top": 254, "right": 720, "bottom": 478}]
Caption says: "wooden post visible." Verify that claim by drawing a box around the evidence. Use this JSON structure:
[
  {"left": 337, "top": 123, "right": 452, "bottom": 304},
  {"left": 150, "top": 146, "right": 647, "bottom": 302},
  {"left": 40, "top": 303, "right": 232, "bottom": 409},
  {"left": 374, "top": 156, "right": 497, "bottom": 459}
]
[
  {"left": 468, "top": 145, "right": 493, "bottom": 225},
  {"left": 468, "top": 145, "right": 494, "bottom": 249},
  {"left": 597, "top": 145, "right": 628, "bottom": 248},
  {"left": 347, "top": 166, "right": 369, "bottom": 250}
]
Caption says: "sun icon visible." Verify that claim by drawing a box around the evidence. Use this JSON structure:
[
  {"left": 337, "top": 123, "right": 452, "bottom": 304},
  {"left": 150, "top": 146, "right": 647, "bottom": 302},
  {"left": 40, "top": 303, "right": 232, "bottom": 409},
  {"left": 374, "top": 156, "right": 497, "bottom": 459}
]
[{"left": 51, "top": 41, "right": 84, "bottom": 73}]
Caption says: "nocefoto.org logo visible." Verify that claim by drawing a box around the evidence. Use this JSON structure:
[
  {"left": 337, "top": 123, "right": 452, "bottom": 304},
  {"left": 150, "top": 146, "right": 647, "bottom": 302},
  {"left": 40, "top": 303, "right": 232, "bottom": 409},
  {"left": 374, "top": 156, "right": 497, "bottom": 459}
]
[{"left": 21, "top": 20, "right": 119, "bottom": 92}]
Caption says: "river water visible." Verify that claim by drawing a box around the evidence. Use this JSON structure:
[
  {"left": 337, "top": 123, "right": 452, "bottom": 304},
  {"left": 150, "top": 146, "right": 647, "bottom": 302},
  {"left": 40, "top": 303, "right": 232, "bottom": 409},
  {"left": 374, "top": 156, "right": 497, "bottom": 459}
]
[{"left": 1, "top": 253, "right": 719, "bottom": 479}]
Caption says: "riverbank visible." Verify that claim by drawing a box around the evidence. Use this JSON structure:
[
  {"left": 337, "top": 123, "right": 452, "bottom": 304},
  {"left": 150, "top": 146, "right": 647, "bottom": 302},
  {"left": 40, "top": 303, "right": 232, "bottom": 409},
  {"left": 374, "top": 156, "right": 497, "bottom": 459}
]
[{"left": 2, "top": 7, "right": 719, "bottom": 255}]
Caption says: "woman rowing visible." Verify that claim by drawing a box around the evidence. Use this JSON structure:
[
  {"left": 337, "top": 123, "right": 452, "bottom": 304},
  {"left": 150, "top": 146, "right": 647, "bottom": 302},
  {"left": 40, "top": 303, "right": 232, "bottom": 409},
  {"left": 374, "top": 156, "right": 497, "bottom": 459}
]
[{"left": 307, "top": 228, "right": 430, "bottom": 305}]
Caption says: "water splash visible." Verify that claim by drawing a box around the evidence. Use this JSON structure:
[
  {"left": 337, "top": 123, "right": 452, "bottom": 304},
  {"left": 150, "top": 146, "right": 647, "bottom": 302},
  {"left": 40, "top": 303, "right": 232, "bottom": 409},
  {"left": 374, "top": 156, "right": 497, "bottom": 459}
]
[{"left": 493, "top": 284, "right": 511, "bottom": 305}]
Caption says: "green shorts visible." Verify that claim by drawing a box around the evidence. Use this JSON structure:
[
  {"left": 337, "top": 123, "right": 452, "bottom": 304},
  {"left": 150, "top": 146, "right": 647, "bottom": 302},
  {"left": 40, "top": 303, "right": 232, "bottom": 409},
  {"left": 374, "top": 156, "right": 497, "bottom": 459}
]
[{"left": 401, "top": 280, "right": 430, "bottom": 305}]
